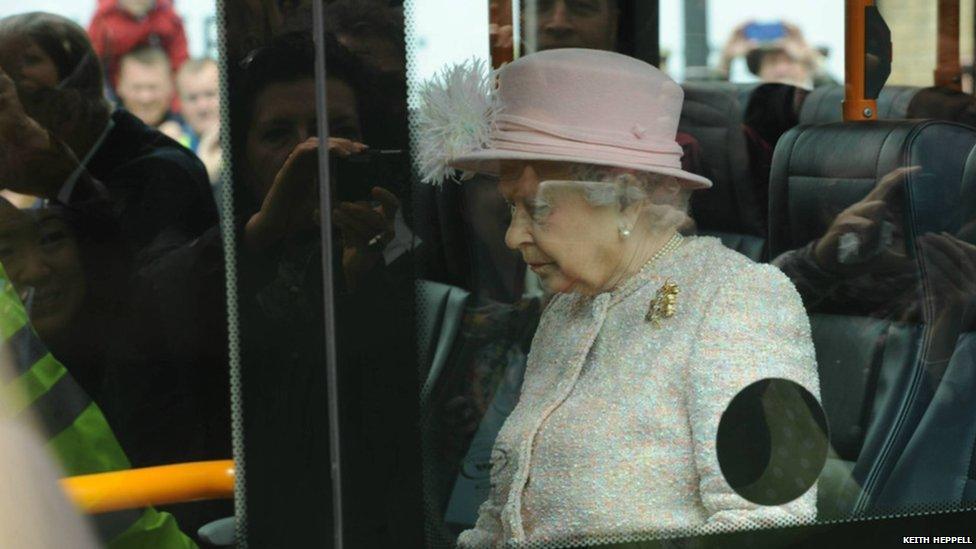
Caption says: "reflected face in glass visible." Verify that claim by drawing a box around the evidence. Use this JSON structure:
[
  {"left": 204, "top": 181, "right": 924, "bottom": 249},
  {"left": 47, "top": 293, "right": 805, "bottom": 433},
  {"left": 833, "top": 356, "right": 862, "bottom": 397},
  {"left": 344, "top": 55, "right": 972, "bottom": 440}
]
[
  {"left": 244, "top": 77, "right": 361, "bottom": 202},
  {"left": 0, "top": 208, "right": 86, "bottom": 343},
  {"left": 499, "top": 162, "right": 623, "bottom": 295},
  {"left": 533, "top": 0, "right": 617, "bottom": 51},
  {"left": 0, "top": 35, "right": 59, "bottom": 93},
  {"left": 116, "top": 58, "right": 174, "bottom": 127},
  {"left": 16, "top": 39, "right": 60, "bottom": 93},
  {"left": 177, "top": 62, "right": 220, "bottom": 135}
]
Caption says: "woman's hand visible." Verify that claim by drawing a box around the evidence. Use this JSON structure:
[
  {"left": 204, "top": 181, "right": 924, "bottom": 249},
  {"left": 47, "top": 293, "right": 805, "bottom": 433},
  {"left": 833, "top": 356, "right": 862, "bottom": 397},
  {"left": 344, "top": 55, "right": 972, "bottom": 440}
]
[
  {"left": 0, "top": 67, "right": 56, "bottom": 197},
  {"left": 244, "top": 136, "right": 367, "bottom": 254},
  {"left": 718, "top": 22, "right": 758, "bottom": 77},
  {"left": 812, "top": 167, "right": 916, "bottom": 275},
  {"left": 333, "top": 186, "right": 399, "bottom": 290},
  {"left": 778, "top": 23, "right": 813, "bottom": 62}
]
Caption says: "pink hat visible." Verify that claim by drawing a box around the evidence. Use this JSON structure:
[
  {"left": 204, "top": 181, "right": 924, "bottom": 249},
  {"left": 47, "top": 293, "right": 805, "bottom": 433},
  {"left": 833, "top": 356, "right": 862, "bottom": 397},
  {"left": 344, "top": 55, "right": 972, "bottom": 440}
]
[{"left": 429, "top": 48, "right": 711, "bottom": 189}]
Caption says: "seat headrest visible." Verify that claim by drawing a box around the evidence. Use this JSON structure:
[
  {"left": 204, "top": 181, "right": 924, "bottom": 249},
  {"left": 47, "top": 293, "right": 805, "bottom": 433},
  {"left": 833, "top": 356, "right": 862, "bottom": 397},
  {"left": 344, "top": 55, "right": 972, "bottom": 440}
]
[
  {"left": 906, "top": 86, "right": 976, "bottom": 128},
  {"left": 960, "top": 146, "right": 976, "bottom": 243},
  {"left": 768, "top": 120, "right": 976, "bottom": 257},
  {"left": 679, "top": 82, "right": 763, "bottom": 235},
  {"left": 798, "top": 85, "right": 921, "bottom": 125}
]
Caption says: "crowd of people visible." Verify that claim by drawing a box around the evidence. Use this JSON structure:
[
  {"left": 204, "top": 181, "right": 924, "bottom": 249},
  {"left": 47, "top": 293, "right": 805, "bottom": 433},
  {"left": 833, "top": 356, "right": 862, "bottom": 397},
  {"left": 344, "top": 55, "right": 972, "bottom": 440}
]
[{"left": 0, "top": 0, "right": 972, "bottom": 548}]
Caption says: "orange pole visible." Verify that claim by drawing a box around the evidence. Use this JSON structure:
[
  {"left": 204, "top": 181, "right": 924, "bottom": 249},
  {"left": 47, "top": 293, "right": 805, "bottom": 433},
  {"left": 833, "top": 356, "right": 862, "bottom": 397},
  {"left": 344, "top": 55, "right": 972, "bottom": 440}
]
[
  {"left": 844, "top": 0, "right": 878, "bottom": 121},
  {"left": 935, "top": 0, "right": 962, "bottom": 90},
  {"left": 61, "top": 460, "right": 235, "bottom": 514},
  {"left": 490, "top": 0, "right": 515, "bottom": 68}
]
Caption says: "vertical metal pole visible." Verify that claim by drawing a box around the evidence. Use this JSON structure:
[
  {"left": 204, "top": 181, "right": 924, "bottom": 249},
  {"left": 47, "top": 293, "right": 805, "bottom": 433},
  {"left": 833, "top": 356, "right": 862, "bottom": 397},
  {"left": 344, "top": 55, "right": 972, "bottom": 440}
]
[
  {"left": 844, "top": 0, "right": 878, "bottom": 121},
  {"left": 683, "top": 0, "right": 708, "bottom": 68},
  {"left": 935, "top": 0, "right": 962, "bottom": 90},
  {"left": 214, "top": 0, "right": 247, "bottom": 545},
  {"left": 312, "top": 1, "right": 344, "bottom": 547}
]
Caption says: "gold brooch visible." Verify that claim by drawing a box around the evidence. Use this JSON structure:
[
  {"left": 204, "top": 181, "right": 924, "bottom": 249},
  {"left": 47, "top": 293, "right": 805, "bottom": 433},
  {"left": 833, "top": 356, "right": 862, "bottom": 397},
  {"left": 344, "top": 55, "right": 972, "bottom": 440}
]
[{"left": 646, "top": 279, "right": 679, "bottom": 327}]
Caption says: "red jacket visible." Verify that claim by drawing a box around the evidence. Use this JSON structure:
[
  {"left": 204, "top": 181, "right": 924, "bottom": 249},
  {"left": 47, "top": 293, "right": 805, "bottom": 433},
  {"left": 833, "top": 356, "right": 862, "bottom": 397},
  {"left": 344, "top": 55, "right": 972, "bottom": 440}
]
[{"left": 88, "top": 0, "right": 189, "bottom": 89}]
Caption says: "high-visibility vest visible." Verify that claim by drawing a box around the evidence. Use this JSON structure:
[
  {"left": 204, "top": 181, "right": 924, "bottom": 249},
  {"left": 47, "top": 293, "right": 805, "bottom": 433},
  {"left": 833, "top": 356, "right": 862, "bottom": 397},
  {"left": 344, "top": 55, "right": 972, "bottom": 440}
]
[{"left": 0, "top": 264, "right": 197, "bottom": 548}]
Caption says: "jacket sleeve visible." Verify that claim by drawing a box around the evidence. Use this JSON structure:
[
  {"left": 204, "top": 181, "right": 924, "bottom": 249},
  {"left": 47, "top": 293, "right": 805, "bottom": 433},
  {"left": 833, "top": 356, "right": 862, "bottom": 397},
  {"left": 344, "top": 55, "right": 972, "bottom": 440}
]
[
  {"left": 771, "top": 240, "right": 841, "bottom": 311},
  {"left": 686, "top": 264, "right": 822, "bottom": 533}
]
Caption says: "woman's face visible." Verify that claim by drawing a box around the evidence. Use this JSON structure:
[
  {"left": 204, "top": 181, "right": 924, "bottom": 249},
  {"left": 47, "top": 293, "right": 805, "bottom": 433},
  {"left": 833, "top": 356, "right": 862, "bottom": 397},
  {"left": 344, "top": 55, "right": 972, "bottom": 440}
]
[
  {"left": 499, "top": 162, "right": 627, "bottom": 295},
  {"left": 0, "top": 35, "right": 60, "bottom": 93},
  {"left": 18, "top": 39, "right": 59, "bottom": 92},
  {"left": 244, "top": 77, "right": 361, "bottom": 203},
  {"left": 0, "top": 207, "right": 86, "bottom": 343}
]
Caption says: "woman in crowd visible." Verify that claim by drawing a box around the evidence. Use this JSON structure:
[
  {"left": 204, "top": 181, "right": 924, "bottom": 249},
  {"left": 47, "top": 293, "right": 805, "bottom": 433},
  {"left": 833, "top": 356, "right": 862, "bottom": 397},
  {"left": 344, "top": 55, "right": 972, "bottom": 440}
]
[{"left": 418, "top": 48, "right": 823, "bottom": 545}]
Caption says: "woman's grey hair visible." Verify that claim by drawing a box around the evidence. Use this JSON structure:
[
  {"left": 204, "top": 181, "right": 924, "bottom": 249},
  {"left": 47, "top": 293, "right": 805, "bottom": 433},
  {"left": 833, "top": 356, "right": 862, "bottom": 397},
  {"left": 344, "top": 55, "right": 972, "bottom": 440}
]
[{"left": 534, "top": 164, "right": 692, "bottom": 230}]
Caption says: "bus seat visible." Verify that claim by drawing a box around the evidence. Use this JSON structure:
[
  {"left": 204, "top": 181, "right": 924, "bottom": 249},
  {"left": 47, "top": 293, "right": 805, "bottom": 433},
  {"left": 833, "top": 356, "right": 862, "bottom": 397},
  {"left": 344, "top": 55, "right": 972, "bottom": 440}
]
[
  {"left": 417, "top": 280, "right": 471, "bottom": 407},
  {"left": 198, "top": 516, "right": 235, "bottom": 546},
  {"left": 864, "top": 145, "right": 976, "bottom": 512},
  {"left": 769, "top": 120, "right": 976, "bottom": 257},
  {"left": 768, "top": 120, "right": 976, "bottom": 519},
  {"left": 810, "top": 315, "right": 922, "bottom": 519},
  {"left": 679, "top": 82, "right": 767, "bottom": 260},
  {"left": 798, "top": 85, "right": 920, "bottom": 125},
  {"left": 871, "top": 332, "right": 976, "bottom": 511}
]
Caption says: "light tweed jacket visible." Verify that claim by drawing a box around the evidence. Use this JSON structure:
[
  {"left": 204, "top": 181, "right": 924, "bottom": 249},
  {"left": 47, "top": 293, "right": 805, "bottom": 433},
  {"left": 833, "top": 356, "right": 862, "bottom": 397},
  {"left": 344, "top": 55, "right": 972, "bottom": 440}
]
[{"left": 457, "top": 237, "right": 822, "bottom": 548}]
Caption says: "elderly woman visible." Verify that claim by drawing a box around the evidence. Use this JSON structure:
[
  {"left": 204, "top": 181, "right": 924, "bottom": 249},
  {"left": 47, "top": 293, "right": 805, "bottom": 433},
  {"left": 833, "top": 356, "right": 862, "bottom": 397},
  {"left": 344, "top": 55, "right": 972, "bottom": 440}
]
[{"left": 418, "top": 49, "right": 822, "bottom": 546}]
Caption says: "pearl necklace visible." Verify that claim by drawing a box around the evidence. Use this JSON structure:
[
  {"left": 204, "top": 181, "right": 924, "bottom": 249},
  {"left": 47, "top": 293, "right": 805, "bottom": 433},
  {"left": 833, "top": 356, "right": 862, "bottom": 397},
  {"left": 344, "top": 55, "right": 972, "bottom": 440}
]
[{"left": 637, "top": 232, "right": 684, "bottom": 275}]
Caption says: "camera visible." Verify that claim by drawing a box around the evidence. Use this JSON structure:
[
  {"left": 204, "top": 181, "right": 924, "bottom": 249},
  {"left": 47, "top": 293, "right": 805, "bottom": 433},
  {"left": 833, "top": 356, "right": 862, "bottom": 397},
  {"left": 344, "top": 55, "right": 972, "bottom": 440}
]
[{"left": 329, "top": 149, "right": 408, "bottom": 203}]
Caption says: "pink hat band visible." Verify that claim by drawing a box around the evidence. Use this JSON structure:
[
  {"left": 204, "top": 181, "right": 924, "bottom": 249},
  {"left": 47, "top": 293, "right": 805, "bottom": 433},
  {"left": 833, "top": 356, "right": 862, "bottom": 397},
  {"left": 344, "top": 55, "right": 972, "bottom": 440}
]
[{"left": 491, "top": 115, "right": 685, "bottom": 171}]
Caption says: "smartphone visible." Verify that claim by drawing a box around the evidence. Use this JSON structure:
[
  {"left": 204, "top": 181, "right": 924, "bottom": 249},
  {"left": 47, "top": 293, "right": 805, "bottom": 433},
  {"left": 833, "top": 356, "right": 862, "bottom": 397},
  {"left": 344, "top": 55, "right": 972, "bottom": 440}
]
[
  {"left": 330, "top": 149, "right": 408, "bottom": 203},
  {"left": 745, "top": 22, "right": 786, "bottom": 43}
]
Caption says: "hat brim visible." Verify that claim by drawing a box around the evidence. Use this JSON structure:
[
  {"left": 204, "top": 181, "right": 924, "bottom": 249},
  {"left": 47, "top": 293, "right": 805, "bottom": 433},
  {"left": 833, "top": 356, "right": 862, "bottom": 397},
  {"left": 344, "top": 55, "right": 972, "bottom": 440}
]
[{"left": 450, "top": 149, "right": 712, "bottom": 190}]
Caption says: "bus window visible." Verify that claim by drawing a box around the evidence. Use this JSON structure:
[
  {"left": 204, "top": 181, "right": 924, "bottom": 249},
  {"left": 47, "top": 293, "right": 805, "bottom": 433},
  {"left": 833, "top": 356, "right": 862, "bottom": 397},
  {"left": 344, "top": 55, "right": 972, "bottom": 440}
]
[
  {"left": 0, "top": 1, "right": 230, "bottom": 546},
  {"left": 657, "top": 0, "right": 845, "bottom": 87},
  {"left": 410, "top": 1, "right": 976, "bottom": 547}
]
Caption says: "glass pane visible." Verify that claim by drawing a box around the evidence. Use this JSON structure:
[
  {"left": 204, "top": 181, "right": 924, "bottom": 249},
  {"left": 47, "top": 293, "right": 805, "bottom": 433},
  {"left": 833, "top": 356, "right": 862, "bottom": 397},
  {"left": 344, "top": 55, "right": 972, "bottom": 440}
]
[
  {"left": 0, "top": 0, "right": 230, "bottom": 546},
  {"left": 409, "top": 1, "right": 976, "bottom": 547},
  {"left": 3, "top": 0, "right": 974, "bottom": 547},
  {"left": 225, "top": 0, "right": 421, "bottom": 546},
  {"left": 659, "top": 0, "right": 844, "bottom": 86}
]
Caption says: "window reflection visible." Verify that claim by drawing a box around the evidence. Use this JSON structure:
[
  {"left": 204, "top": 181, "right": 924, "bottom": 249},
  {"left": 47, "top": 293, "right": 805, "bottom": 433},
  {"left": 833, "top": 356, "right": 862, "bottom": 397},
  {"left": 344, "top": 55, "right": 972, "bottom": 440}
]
[
  {"left": 0, "top": 1, "right": 974, "bottom": 546},
  {"left": 0, "top": 7, "right": 227, "bottom": 544}
]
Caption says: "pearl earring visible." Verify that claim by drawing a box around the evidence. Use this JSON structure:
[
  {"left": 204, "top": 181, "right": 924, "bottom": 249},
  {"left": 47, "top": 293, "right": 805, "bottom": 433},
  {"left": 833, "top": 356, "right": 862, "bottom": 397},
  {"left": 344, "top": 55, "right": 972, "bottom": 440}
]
[{"left": 619, "top": 226, "right": 631, "bottom": 239}]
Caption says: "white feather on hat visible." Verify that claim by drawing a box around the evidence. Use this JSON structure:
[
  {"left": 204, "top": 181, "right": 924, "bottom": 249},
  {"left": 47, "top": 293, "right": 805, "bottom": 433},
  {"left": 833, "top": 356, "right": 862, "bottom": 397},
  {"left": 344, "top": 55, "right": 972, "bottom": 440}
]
[{"left": 415, "top": 58, "right": 499, "bottom": 184}]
